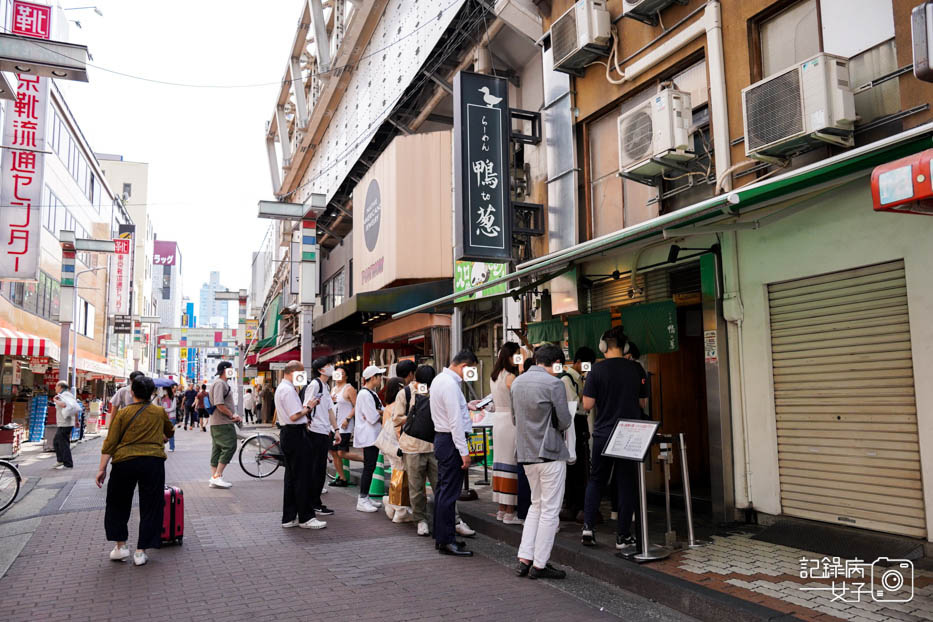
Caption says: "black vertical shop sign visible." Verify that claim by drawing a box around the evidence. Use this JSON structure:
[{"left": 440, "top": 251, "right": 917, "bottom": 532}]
[{"left": 454, "top": 71, "right": 511, "bottom": 262}]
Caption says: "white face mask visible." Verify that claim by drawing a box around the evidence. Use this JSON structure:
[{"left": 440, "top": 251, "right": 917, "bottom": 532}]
[{"left": 322, "top": 364, "right": 335, "bottom": 378}]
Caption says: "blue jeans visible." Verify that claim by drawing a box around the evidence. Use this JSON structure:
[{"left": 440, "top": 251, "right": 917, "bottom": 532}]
[{"left": 168, "top": 420, "right": 176, "bottom": 450}]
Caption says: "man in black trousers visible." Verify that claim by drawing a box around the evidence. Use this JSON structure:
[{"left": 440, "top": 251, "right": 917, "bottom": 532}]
[
  {"left": 429, "top": 349, "right": 483, "bottom": 557},
  {"left": 274, "top": 361, "right": 326, "bottom": 530}
]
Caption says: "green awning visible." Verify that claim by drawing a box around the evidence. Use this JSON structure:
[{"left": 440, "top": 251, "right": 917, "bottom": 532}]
[
  {"left": 392, "top": 122, "right": 933, "bottom": 320},
  {"left": 527, "top": 319, "right": 564, "bottom": 345},
  {"left": 313, "top": 280, "right": 453, "bottom": 333},
  {"left": 567, "top": 311, "right": 611, "bottom": 356}
]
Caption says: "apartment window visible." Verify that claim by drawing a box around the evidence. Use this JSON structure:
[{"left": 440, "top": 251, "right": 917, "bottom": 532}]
[
  {"left": 322, "top": 269, "right": 346, "bottom": 312},
  {"left": 754, "top": 0, "right": 898, "bottom": 124},
  {"left": 123, "top": 183, "right": 132, "bottom": 198}
]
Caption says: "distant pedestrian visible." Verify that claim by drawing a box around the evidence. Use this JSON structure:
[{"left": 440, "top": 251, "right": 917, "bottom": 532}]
[
  {"left": 96, "top": 374, "right": 174, "bottom": 566},
  {"left": 330, "top": 366, "right": 359, "bottom": 487},
  {"left": 275, "top": 361, "right": 325, "bottom": 529},
  {"left": 305, "top": 358, "right": 340, "bottom": 517},
  {"left": 52, "top": 381, "right": 80, "bottom": 470},
  {"left": 430, "top": 349, "right": 484, "bottom": 557},
  {"left": 490, "top": 342, "right": 522, "bottom": 525},
  {"left": 261, "top": 383, "right": 275, "bottom": 423},
  {"left": 208, "top": 362, "right": 241, "bottom": 489},
  {"left": 110, "top": 371, "right": 144, "bottom": 414},
  {"left": 183, "top": 384, "right": 198, "bottom": 430},
  {"left": 243, "top": 388, "right": 255, "bottom": 424},
  {"left": 511, "top": 344, "right": 572, "bottom": 580},
  {"left": 161, "top": 386, "right": 178, "bottom": 452},
  {"left": 354, "top": 365, "right": 386, "bottom": 513},
  {"left": 581, "top": 327, "right": 648, "bottom": 550},
  {"left": 196, "top": 384, "right": 209, "bottom": 431}
]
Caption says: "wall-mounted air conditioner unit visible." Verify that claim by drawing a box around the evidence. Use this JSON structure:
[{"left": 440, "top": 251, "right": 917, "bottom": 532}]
[
  {"left": 550, "top": 0, "right": 611, "bottom": 76},
  {"left": 743, "top": 53, "right": 856, "bottom": 162},
  {"left": 618, "top": 89, "right": 695, "bottom": 178},
  {"left": 622, "top": 0, "right": 679, "bottom": 26}
]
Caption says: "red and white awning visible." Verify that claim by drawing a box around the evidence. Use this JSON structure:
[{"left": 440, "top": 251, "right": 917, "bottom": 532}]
[{"left": 0, "top": 328, "right": 61, "bottom": 360}]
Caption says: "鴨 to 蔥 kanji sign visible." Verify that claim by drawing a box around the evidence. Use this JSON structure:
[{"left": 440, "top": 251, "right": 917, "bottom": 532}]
[{"left": 454, "top": 71, "right": 511, "bottom": 262}]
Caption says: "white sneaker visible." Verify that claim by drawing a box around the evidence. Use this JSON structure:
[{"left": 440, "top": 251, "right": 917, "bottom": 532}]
[
  {"left": 368, "top": 497, "right": 382, "bottom": 508},
  {"left": 109, "top": 545, "right": 130, "bottom": 561},
  {"left": 133, "top": 551, "right": 148, "bottom": 566},
  {"left": 502, "top": 513, "right": 524, "bottom": 525},
  {"left": 417, "top": 520, "right": 430, "bottom": 536},
  {"left": 54, "top": 464, "right": 66, "bottom": 470},
  {"left": 321, "top": 485, "right": 328, "bottom": 494},
  {"left": 282, "top": 519, "right": 299, "bottom": 528},
  {"left": 356, "top": 498, "right": 378, "bottom": 513},
  {"left": 496, "top": 510, "right": 504, "bottom": 521},
  {"left": 392, "top": 508, "right": 413, "bottom": 523},
  {"left": 299, "top": 518, "right": 327, "bottom": 529},
  {"left": 456, "top": 519, "right": 477, "bottom": 535},
  {"left": 53, "top": 462, "right": 63, "bottom": 468},
  {"left": 209, "top": 477, "right": 232, "bottom": 489}
]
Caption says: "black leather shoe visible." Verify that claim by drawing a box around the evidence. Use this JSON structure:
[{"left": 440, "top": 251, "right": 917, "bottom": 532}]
[
  {"left": 438, "top": 543, "right": 473, "bottom": 557},
  {"left": 435, "top": 540, "right": 466, "bottom": 550},
  {"left": 515, "top": 561, "right": 531, "bottom": 577},
  {"left": 529, "top": 564, "right": 566, "bottom": 580}
]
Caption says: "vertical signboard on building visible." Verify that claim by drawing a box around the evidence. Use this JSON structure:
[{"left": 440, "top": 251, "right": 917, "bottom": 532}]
[
  {"left": 454, "top": 71, "right": 511, "bottom": 262},
  {"left": 109, "top": 224, "right": 134, "bottom": 315},
  {"left": 0, "top": 1, "right": 52, "bottom": 280},
  {"left": 300, "top": 218, "right": 317, "bottom": 304}
]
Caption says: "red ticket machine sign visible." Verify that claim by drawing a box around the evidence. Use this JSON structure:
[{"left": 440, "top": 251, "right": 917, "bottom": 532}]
[{"left": 871, "top": 149, "right": 933, "bottom": 215}]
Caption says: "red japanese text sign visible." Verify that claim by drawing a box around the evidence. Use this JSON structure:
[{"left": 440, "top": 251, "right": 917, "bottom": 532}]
[{"left": 11, "top": 1, "right": 52, "bottom": 40}]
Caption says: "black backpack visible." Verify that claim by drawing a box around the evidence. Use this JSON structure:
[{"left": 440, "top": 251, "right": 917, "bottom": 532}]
[{"left": 401, "top": 386, "right": 435, "bottom": 443}]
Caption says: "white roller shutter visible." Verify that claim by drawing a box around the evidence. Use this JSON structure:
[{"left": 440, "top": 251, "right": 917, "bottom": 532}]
[{"left": 768, "top": 260, "right": 926, "bottom": 538}]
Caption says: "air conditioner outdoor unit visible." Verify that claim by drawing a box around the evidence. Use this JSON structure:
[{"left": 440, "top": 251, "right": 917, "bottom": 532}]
[
  {"left": 743, "top": 53, "right": 856, "bottom": 161},
  {"left": 550, "top": 0, "right": 611, "bottom": 76},
  {"left": 618, "top": 89, "right": 695, "bottom": 178},
  {"left": 622, "top": 0, "right": 679, "bottom": 24}
]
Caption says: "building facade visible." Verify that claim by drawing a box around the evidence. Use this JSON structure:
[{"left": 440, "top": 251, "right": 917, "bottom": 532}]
[
  {"left": 198, "top": 270, "right": 229, "bottom": 328},
  {"left": 255, "top": 0, "right": 933, "bottom": 544}
]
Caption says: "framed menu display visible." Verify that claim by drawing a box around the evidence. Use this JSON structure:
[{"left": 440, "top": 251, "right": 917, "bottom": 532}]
[{"left": 602, "top": 419, "right": 659, "bottom": 462}]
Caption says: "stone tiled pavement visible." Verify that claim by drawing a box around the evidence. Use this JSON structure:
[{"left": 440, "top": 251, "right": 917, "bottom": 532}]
[
  {"left": 0, "top": 426, "right": 694, "bottom": 622},
  {"left": 651, "top": 532, "right": 933, "bottom": 622}
]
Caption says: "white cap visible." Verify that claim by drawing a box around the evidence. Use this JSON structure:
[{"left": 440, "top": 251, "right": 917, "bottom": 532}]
[{"left": 362, "top": 365, "right": 386, "bottom": 380}]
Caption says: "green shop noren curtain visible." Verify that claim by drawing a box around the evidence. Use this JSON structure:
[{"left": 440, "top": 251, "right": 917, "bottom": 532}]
[
  {"left": 526, "top": 319, "right": 564, "bottom": 345},
  {"left": 620, "top": 301, "right": 678, "bottom": 354},
  {"left": 567, "top": 311, "right": 611, "bottom": 357}
]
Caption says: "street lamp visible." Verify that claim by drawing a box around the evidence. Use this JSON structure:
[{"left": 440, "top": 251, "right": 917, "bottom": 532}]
[{"left": 70, "top": 266, "right": 106, "bottom": 388}]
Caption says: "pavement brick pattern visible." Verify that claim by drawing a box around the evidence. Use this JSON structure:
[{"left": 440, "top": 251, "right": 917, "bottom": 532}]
[
  {"left": 0, "top": 427, "right": 632, "bottom": 622},
  {"left": 653, "top": 533, "right": 933, "bottom": 622}
]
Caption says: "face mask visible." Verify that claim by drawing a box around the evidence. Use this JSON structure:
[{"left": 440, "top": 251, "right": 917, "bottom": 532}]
[{"left": 323, "top": 365, "right": 335, "bottom": 377}]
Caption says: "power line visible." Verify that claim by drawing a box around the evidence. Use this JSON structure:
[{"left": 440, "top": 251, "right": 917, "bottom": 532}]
[{"left": 0, "top": 0, "right": 462, "bottom": 89}]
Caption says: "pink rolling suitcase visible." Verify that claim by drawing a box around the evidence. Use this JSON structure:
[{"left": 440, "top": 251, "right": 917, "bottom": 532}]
[{"left": 162, "top": 486, "right": 184, "bottom": 545}]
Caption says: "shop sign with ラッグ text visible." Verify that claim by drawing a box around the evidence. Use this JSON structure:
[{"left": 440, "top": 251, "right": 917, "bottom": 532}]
[{"left": 454, "top": 71, "right": 511, "bottom": 262}]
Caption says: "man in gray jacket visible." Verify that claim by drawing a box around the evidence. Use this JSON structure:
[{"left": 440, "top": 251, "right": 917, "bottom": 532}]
[
  {"left": 510, "top": 344, "right": 572, "bottom": 580},
  {"left": 52, "top": 381, "right": 80, "bottom": 469}
]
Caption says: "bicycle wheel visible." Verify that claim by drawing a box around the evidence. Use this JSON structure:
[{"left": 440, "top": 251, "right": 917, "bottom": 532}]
[
  {"left": 239, "top": 434, "right": 281, "bottom": 478},
  {"left": 0, "top": 461, "right": 21, "bottom": 512}
]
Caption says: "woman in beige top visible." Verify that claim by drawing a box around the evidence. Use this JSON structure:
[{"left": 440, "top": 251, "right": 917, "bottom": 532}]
[{"left": 490, "top": 342, "right": 523, "bottom": 525}]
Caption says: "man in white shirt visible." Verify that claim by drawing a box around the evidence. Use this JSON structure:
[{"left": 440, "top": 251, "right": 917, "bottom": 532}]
[
  {"left": 354, "top": 365, "right": 386, "bottom": 513},
  {"left": 110, "top": 371, "right": 144, "bottom": 414},
  {"left": 430, "top": 349, "right": 483, "bottom": 557},
  {"left": 274, "top": 360, "right": 326, "bottom": 530},
  {"left": 52, "top": 381, "right": 81, "bottom": 469},
  {"left": 304, "top": 358, "right": 340, "bottom": 517}
]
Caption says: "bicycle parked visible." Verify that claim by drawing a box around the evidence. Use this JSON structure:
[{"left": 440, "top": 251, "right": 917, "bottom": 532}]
[
  {"left": 0, "top": 458, "right": 23, "bottom": 513},
  {"left": 238, "top": 432, "right": 284, "bottom": 478}
]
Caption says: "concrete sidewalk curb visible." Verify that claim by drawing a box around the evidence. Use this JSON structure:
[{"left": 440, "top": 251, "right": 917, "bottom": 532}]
[{"left": 455, "top": 503, "right": 805, "bottom": 622}]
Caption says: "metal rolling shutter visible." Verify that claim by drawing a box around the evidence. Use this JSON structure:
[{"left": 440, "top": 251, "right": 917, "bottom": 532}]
[{"left": 768, "top": 260, "right": 925, "bottom": 538}]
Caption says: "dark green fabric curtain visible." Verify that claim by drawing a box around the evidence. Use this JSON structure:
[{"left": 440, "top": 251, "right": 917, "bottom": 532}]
[
  {"left": 526, "top": 319, "right": 564, "bottom": 345},
  {"left": 620, "top": 301, "right": 678, "bottom": 354},
  {"left": 567, "top": 311, "right": 612, "bottom": 357}
]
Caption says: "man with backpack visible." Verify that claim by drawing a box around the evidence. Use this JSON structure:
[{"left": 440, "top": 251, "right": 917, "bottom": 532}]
[
  {"left": 208, "top": 361, "right": 241, "bottom": 489},
  {"left": 559, "top": 347, "right": 596, "bottom": 522},
  {"left": 304, "top": 358, "right": 341, "bottom": 516},
  {"left": 393, "top": 364, "right": 474, "bottom": 539}
]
